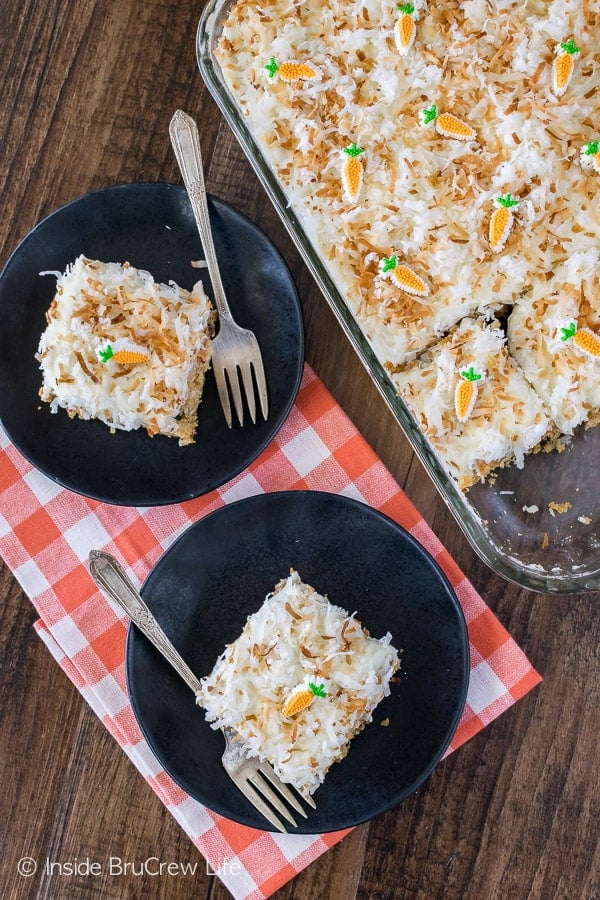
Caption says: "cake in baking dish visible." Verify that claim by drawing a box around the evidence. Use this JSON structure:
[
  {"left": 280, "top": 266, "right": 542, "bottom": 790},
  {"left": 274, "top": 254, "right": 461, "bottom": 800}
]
[
  {"left": 215, "top": 0, "right": 600, "bottom": 487},
  {"left": 197, "top": 570, "right": 400, "bottom": 796},
  {"left": 390, "top": 317, "right": 555, "bottom": 490},
  {"left": 36, "top": 255, "right": 215, "bottom": 445}
]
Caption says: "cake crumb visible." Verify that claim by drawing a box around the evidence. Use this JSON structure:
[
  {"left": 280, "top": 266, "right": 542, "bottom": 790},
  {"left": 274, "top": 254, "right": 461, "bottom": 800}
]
[
  {"left": 380, "top": 718, "right": 390, "bottom": 727},
  {"left": 548, "top": 501, "right": 572, "bottom": 516},
  {"left": 523, "top": 505, "right": 539, "bottom": 514},
  {"left": 577, "top": 515, "right": 592, "bottom": 525},
  {"left": 541, "top": 532, "right": 550, "bottom": 549}
]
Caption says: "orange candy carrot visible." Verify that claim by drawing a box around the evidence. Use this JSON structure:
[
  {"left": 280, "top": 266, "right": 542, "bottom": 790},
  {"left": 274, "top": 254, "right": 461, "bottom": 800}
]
[
  {"left": 454, "top": 366, "right": 482, "bottom": 422},
  {"left": 552, "top": 40, "right": 579, "bottom": 97},
  {"left": 395, "top": 3, "right": 417, "bottom": 56},
  {"left": 488, "top": 193, "right": 519, "bottom": 253},
  {"left": 560, "top": 322, "right": 600, "bottom": 359},
  {"left": 341, "top": 143, "right": 365, "bottom": 201},
  {"left": 420, "top": 104, "right": 476, "bottom": 141},
  {"left": 379, "top": 255, "right": 429, "bottom": 296},
  {"left": 282, "top": 682, "right": 327, "bottom": 718},
  {"left": 98, "top": 344, "right": 149, "bottom": 365},
  {"left": 581, "top": 140, "right": 600, "bottom": 175},
  {"left": 264, "top": 57, "right": 319, "bottom": 82}
]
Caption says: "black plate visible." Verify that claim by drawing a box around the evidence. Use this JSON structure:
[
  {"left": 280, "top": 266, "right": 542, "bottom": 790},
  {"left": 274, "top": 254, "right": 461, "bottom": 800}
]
[
  {"left": 0, "top": 183, "right": 304, "bottom": 505},
  {"left": 126, "top": 491, "right": 470, "bottom": 832}
]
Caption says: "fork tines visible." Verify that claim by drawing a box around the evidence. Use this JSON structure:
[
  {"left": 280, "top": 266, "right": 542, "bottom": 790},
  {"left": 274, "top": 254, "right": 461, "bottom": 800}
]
[
  {"left": 213, "top": 340, "right": 268, "bottom": 429},
  {"left": 241, "top": 764, "right": 316, "bottom": 833}
]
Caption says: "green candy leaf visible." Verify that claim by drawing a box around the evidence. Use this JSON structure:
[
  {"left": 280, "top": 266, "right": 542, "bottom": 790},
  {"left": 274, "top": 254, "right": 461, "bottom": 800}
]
[
  {"left": 380, "top": 255, "right": 397, "bottom": 273},
  {"left": 583, "top": 140, "right": 599, "bottom": 155},
  {"left": 264, "top": 56, "right": 279, "bottom": 78},
  {"left": 98, "top": 345, "right": 114, "bottom": 363},
  {"left": 560, "top": 39, "right": 580, "bottom": 55},
  {"left": 496, "top": 193, "right": 519, "bottom": 208},
  {"left": 460, "top": 366, "right": 482, "bottom": 382},
  {"left": 344, "top": 142, "right": 365, "bottom": 157},
  {"left": 397, "top": 3, "right": 415, "bottom": 13},
  {"left": 560, "top": 322, "right": 577, "bottom": 342},
  {"left": 420, "top": 104, "right": 438, "bottom": 125},
  {"left": 309, "top": 682, "right": 327, "bottom": 698}
]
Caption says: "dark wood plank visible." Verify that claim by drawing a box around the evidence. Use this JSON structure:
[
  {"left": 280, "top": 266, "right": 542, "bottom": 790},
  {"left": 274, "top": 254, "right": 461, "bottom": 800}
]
[
  {"left": 0, "top": 0, "right": 599, "bottom": 898},
  {"left": 0, "top": 566, "right": 81, "bottom": 899}
]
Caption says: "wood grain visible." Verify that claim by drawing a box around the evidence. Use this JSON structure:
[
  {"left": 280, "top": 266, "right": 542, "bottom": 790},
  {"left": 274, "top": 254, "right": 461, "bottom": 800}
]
[{"left": 0, "top": 1, "right": 599, "bottom": 898}]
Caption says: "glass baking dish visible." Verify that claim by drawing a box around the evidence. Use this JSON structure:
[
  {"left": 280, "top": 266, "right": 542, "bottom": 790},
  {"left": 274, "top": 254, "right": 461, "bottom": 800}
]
[{"left": 196, "top": 0, "right": 600, "bottom": 593}]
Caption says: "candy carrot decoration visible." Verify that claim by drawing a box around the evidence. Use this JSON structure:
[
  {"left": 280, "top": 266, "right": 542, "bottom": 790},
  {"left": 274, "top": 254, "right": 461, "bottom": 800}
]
[
  {"left": 560, "top": 322, "right": 600, "bottom": 359},
  {"left": 488, "top": 193, "right": 519, "bottom": 253},
  {"left": 98, "top": 344, "right": 149, "bottom": 365},
  {"left": 420, "top": 104, "right": 476, "bottom": 141},
  {"left": 395, "top": 3, "right": 417, "bottom": 56},
  {"left": 581, "top": 140, "right": 600, "bottom": 174},
  {"left": 341, "top": 143, "right": 365, "bottom": 201},
  {"left": 264, "top": 56, "right": 319, "bottom": 82},
  {"left": 455, "top": 366, "right": 482, "bottom": 422},
  {"left": 282, "top": 682, "right": 327, "bottom": 718},
  {"left": 552, "top": 39, "right": 579, "bottom": 97},
  {"left": 379, "top": 255, "right": 430, "bottom": 296}
]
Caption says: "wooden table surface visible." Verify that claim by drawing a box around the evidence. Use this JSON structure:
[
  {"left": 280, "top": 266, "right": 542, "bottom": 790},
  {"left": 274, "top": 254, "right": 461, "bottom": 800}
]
[{"left": 1, "top": 2, "right": 598, "bottom": 898}]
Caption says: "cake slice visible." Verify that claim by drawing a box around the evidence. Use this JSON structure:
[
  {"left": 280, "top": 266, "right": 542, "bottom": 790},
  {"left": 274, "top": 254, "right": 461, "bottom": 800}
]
[
  {"left": 389, "top": 317, "right": 555, "bottom": 490},
  {"left": 197, "top": 570, "right": 400, "bottom": 797},
  {"left": 36, "top": 255, "right": 215, "bottom": 445},
  {"left": 507, "top": 251, "right": 600, "bottom": 435}
]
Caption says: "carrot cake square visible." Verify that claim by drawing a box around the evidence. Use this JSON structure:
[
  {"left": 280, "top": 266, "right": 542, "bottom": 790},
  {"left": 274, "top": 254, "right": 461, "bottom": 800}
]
[
  {"left": 390, "top": 317, "right": 555, "bottom": 490},
  {"left": 507, "top": 250, "right": 600, "bottom": 435},
  {"left": 197, "top": 570, "right": 400, "bottom": 797},
  {"left": 36, "top": 255, "right": 215, "bottom": 445}
]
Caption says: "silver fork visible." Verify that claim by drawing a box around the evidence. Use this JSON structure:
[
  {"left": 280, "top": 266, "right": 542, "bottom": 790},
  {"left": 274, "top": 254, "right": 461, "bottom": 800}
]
[
  {"left": 88, "top": 550, "right": 314, "bottom": 833},
  {"left": 169, "top": 109, "right": 268, "bottom": 428}
]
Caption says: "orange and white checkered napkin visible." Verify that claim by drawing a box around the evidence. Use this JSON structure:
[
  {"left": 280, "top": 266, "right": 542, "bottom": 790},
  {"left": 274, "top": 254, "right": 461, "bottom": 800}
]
[{"left": 0, "top": 364, "right": 540, "bottom": 899}]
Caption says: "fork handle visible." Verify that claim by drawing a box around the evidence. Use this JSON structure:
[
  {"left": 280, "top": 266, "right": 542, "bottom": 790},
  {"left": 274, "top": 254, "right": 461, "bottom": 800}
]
[
  {"left": 88, "top": 550, "right": 203, "bottom": 696},
  {"left": 169, "top": 109, "right": 232, "bottom": 322}
]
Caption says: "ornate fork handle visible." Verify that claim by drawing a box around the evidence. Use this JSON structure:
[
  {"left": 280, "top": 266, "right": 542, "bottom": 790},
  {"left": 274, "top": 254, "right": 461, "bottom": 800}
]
[
  {"left": 169, "top": 108, "right": 232, "bottom": 323},
  {"left": 88, "top": 550, "right": 202, "bottom": 696}
]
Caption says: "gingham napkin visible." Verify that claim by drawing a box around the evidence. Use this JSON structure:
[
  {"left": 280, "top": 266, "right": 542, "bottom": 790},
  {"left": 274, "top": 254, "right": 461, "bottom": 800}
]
[{"left": 0, "top": 364, "right": 541, "bottom": 899}]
